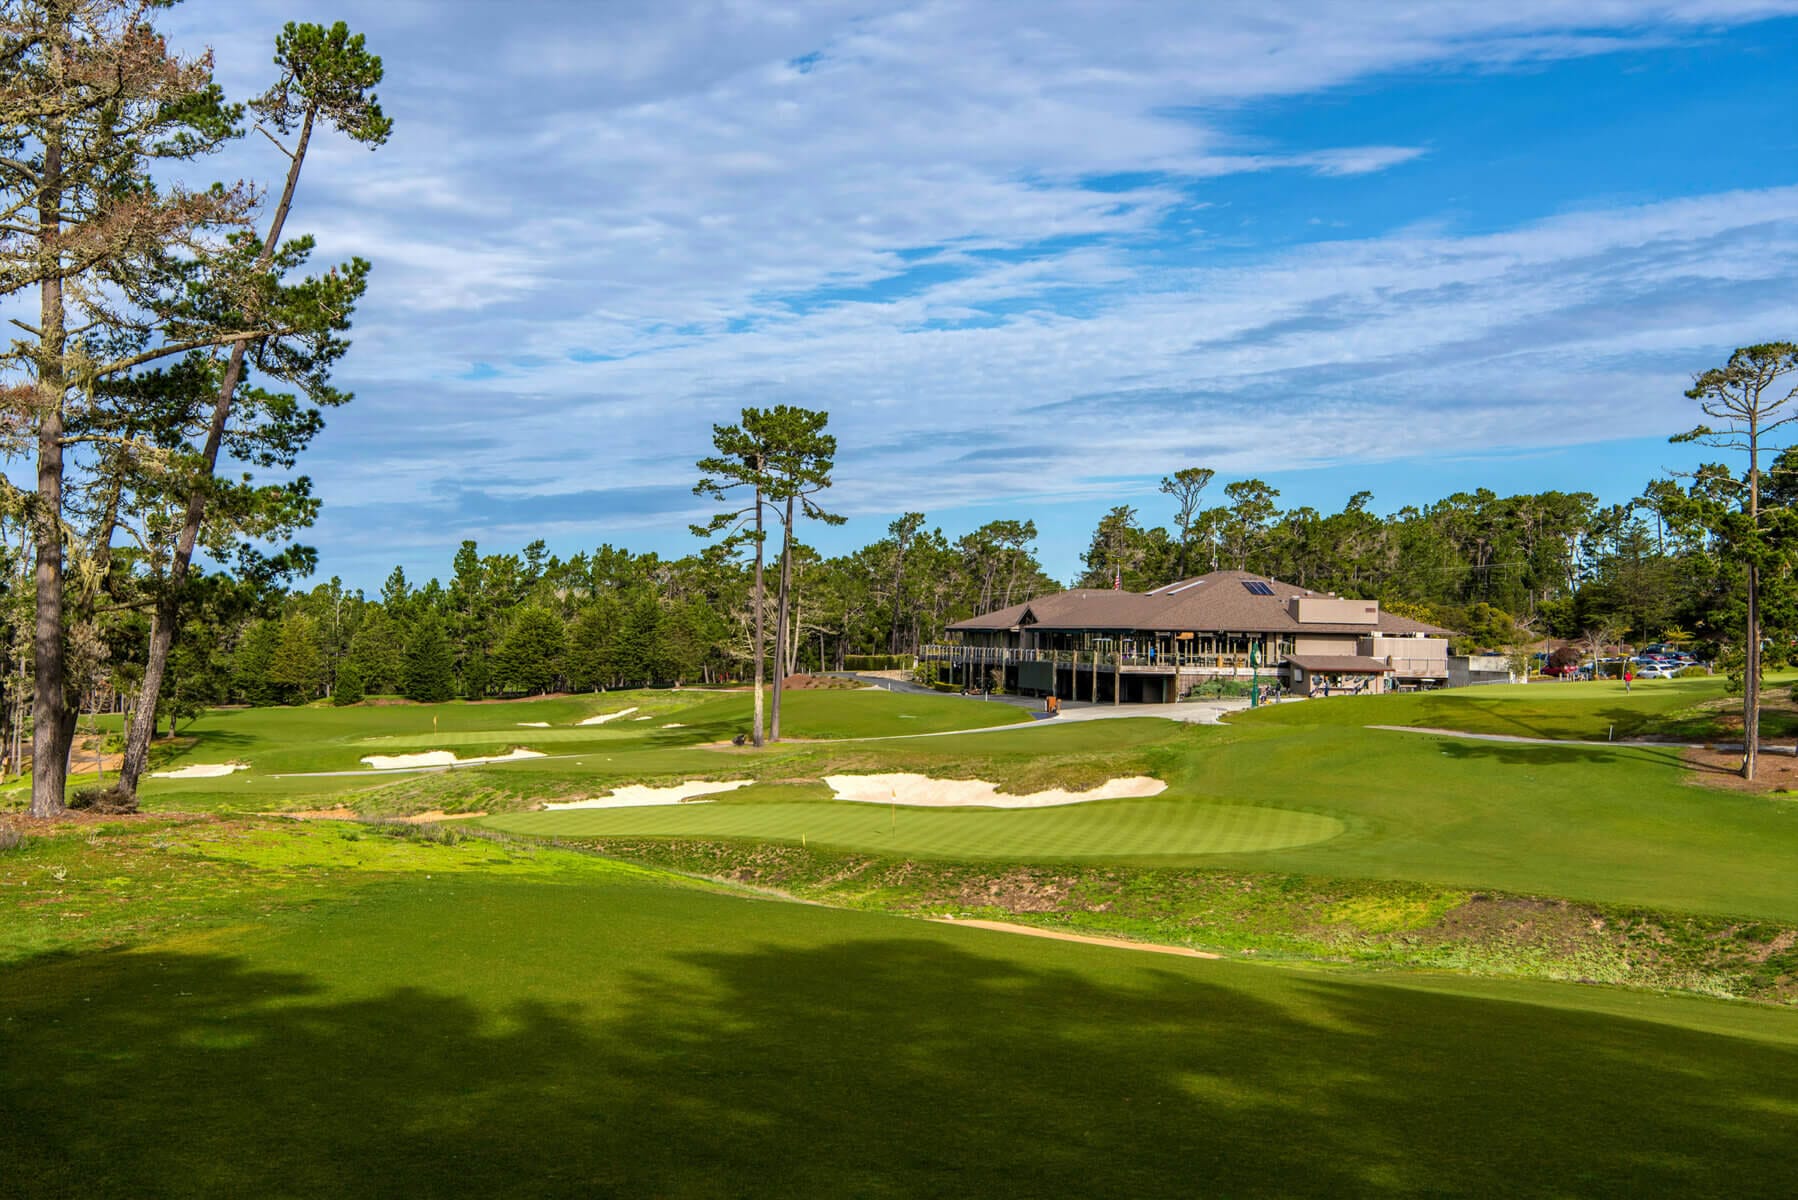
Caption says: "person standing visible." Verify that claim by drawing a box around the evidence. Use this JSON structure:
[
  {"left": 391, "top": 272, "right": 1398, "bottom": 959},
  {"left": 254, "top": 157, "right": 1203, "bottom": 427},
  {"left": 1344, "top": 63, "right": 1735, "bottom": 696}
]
[{"left": 1623, "top": 667, "right": 1634, "bottom": 693}]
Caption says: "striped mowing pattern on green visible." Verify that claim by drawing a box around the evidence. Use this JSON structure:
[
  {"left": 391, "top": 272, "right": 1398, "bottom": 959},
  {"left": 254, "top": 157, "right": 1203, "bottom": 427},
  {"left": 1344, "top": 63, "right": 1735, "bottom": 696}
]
[{"left": 483, "top": 799, "right": 1344, "bottom": 859}]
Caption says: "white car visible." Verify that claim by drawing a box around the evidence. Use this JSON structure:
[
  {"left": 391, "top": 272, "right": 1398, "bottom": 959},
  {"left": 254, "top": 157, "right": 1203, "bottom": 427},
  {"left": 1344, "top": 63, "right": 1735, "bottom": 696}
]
[{"left": 1634, "top": 664, "right": 1678, "bottom": 679}]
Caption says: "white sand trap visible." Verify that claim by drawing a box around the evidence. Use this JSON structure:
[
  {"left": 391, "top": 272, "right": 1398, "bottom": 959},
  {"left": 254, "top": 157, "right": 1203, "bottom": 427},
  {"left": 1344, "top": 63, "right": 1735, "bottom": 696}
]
[
  {"left": 633, "top": 716, "right": 653, "bottom": 721},
  {"left": 662, "top": 723, "right": 686, "bottom": 728},
  {"left": 517, "top": 721, "right": 550, "bottom": 727},
  {"left": 825, "top": 772, "right": 1166, "bottom": 809},
  {"left": 359, "top": 748, "right": 546, "bottom": 771},
  {"left": 576, "top": 707, "right": 639, "bottom": 726},
  {"left": 151, "top": 762, "right": 249, "bottom": 780},
  {"left": 543, "top": 779, "right": 753, "bottom": 810}
]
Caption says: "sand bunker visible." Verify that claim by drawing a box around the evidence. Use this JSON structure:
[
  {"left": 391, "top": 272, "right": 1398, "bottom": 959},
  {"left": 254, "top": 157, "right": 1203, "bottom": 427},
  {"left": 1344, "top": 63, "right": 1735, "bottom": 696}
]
[
  {"left": 151, "top": 762, "right": 249, "bottom": 780},
  {"left": 576, "top": 707, "right": 638, "bottom": 725},
  {"left": 359, "top": 748, "right": 546, "bottom": 771},
  {"left": 517, "top": 721, "right": 550, "bottom": 727},
  {"left": 662, "top": 723, "right": 686, "bottom": 729},
  {"left": 542, "top": 780, "right": 753, "bottom": 810},
  {"left": 825, "top": 772, "right": 1166, "bottom": 809}
]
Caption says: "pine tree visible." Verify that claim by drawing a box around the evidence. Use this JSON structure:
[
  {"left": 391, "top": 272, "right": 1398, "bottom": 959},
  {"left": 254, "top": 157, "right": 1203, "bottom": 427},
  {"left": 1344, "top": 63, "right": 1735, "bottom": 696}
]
[
  {"left": 233, "top": 620, "right": 281, "bottom": 706},
  {"left": 332, "top": 659, "right": 365, "bottom": 706},
  {"left": 493, "top": 608, "right": 566, "bottom": 694},
  {"left": 403, "top": 613, "right": 456, "bottom": 703},
  {"left": 267, "top": 614, "right": 323, "bottom": 702},
  {"left": 565, "top": 601, "right": 619, "bottom": 690}
]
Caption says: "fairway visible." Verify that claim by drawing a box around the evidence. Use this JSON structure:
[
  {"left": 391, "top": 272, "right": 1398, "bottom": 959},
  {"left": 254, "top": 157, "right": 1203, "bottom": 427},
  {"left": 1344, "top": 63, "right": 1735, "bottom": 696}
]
[
  {"left": 5, "top": 855, "right": 1794, "bottom": 1198},
  {"left": 486, "top": 794, "right": 1346, "bottom": 858}
]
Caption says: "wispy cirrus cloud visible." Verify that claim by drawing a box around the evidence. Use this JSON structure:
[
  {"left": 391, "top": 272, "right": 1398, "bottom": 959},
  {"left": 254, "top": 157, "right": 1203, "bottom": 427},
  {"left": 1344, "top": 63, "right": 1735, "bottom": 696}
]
[{"left": 128, "top": 0, "right": 1798, "bottom": 582}]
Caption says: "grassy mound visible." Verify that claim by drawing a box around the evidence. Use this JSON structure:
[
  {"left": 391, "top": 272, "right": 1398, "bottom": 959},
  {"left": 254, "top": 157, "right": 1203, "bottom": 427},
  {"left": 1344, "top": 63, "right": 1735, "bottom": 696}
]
[{"left": 3, "top": 838, "right": 1794, "bottom": 1197}]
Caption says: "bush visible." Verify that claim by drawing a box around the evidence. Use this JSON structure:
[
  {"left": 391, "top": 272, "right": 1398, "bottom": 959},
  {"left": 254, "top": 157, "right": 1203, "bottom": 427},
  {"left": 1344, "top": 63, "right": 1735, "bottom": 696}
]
[
  {"left": 844, "top": 654, "right": 913, "bottom": 672},
  {"left": 333, "top": 660, "right": 365, "bottom": 706},
  {"left": 68, "top": 785, "right": 139, "bottom": 815},
  {"left": 0, "top": 826, "right": 23, "bottom": 852}
]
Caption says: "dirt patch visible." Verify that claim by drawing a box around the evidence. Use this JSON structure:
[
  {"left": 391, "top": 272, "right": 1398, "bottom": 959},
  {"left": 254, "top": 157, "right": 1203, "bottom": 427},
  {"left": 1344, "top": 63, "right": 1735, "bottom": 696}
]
[
  {"left": 1681, "top": 746, "right": 1798, "bottom": 793},
  {"left": 1415, "top": 894, "right": 1596, "bottom": 958},
  {"left": 935, "top": 918, "right": 1220, "bottom": 959},
  {"left": 952, "top": 869, "right": 1077, "bottom": 912}
]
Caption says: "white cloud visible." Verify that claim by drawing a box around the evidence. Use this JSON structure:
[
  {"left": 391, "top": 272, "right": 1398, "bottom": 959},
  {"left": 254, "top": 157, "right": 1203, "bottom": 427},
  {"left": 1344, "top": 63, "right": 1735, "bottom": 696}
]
[{"left": 118, "top": 0, "right": 1798, "bottom": 582}]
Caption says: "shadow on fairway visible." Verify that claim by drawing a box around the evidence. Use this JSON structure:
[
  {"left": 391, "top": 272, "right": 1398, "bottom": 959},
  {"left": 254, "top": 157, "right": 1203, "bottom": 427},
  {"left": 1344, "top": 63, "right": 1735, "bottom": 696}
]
[
  {"left": 3, "top": 939, "right": 1793, "bottom": 1197},
  {"left": 1432, "top": 740, "right": 1628, "bottom": 767}
]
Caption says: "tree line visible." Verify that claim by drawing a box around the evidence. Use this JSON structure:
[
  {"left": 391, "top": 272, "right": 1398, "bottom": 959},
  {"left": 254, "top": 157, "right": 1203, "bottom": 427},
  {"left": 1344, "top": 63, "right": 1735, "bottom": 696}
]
[{"left": 2, "top": 7, "right": 1791, "bottom": 808}]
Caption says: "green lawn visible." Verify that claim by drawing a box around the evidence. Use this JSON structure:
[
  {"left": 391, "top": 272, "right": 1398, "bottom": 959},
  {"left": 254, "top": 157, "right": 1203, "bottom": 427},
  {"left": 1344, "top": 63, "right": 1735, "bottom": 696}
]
[
  {"left": 490, "top": 710, "right": 1798, "bottom": 922},
  {"left": 3, "top": 824, "right": 1795, "bottom": 1198},
  {"left": 488, "top": 790, "right": 1345, "bottom": 857},
  {"left": 1236, "top": 673, "right": 1779, "bottom": 741},
  {"left": 26, "top": 687, "right": 1030, "bottom": 812}
]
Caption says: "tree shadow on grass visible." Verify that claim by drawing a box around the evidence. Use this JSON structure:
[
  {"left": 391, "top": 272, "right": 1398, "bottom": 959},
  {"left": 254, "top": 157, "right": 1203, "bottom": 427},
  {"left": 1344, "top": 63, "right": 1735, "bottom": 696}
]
[
  {"left": 2, "top": 938, "right": 1794, "bottom": 1198},
  {"left": 1433, "top": 740, "right": 1628, "bottom": 768}
]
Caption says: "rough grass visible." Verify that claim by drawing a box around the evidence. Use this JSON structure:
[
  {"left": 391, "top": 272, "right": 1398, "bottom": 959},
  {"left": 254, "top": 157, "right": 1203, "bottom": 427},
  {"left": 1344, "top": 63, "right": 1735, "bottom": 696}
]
[
  {"left": 4, "top": 832, "right": 1797, "bottom": 1197},
  {"left": 574, "top": 838, "right": 1798, "bottom": 1003}
]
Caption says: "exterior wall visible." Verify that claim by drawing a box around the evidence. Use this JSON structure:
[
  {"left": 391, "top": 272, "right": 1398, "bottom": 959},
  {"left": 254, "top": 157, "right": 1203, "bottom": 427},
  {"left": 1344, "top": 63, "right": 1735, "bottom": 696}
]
[
  {"left": 1449, "top": 655, "right": 1513, "bottom": 687},
  {"left": 1361, "top": 635, "right": 1449, "bottom": 678},
  {"left": 1291, "top": 597, "right": 1380, "bottom": 626},
  {"left": 1293, "top": 634, "right": 1361, "bottom": 656}
]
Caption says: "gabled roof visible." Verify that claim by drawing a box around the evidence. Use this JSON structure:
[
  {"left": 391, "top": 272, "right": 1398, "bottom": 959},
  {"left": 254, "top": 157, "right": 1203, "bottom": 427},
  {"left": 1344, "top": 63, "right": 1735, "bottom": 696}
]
[{"left": 948, "top": 570, "right": 1454, "bottom": 637}]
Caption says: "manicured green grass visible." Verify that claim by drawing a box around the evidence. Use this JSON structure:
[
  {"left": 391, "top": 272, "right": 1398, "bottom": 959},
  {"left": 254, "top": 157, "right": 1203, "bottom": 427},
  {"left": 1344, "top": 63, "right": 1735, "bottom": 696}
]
[
  {"left": 1236, "top": 673, "right": 1782, "bottom": 741},
  {"left": 5, "top": 688, "right": 1029, "bottom": 812},
  {"left": 493, "top": 713, "right": 1798, "bottom": 922},
  {"left": 488, "top": 791, "right": 1345, "bottom": 858},
  {"left": 4, "top": 848, "right": 1795, "bottom": 1197}
]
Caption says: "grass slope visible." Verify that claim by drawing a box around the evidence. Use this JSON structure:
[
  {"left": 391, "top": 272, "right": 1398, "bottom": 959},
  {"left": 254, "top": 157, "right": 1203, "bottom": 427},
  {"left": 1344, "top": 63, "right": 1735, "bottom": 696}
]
[
  {"left": 488, "top": 792, "right": 1345, "bottom": 857},
  {"left": 4, "top": 832, "right": 1796, "bottom": 1198},
  {"left": 1236, "top": 673, "right": 1780, "bottom": 742}
]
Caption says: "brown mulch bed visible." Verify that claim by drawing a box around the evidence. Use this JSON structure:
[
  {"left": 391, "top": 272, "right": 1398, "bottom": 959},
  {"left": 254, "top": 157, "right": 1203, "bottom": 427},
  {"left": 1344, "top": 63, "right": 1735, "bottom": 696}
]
[
  {"left": 1683, "top": 746, "right": 1798, "bottom": 794},
  {"left": 779, "top": 674, "right": 863, "bottom": 691}
]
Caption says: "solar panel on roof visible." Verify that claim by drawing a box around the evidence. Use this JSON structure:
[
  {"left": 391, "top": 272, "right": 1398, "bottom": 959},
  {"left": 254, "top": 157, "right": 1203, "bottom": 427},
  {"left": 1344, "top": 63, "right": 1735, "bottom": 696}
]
[{"left": 1242, "top": 581, "right": 1275, "bottom": 595}]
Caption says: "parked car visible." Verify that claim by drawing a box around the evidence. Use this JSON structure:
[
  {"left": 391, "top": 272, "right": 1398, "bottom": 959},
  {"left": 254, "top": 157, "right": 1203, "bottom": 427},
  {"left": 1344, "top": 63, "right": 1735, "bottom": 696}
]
[{"left": 1636, "top": 664, "right": 1678, "bottom": 679}]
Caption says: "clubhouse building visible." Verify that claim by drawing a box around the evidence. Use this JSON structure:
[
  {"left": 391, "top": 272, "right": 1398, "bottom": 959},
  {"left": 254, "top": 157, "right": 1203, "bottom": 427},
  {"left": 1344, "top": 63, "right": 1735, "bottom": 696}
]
[{"left": 924, "top": 569, "right": 1453, "bottom": 703}]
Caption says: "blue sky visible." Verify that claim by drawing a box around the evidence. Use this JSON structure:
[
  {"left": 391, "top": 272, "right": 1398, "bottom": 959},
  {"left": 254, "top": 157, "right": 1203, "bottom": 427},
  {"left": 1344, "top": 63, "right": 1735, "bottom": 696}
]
[{"left": 152, "top": 1, "right": 1798, "bottom": 589}]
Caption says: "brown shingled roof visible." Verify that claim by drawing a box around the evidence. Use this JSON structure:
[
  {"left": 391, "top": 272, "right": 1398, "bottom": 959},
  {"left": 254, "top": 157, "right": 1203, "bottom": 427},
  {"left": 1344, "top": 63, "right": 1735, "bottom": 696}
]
[{"left": 947, "top": 570, "right": 1454, "bottom": 637}]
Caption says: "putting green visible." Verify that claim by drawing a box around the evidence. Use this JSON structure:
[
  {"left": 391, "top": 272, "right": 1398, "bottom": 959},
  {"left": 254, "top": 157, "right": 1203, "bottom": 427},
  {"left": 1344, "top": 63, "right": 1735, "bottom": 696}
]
[{"left": 484, "top": 797, "right": 1345, "bottom": 859}]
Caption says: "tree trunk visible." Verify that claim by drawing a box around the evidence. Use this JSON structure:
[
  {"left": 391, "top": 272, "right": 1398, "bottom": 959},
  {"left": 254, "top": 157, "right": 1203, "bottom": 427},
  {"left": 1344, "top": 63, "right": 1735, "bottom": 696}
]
[
  {"left": 1745, "top": 563, "right": 1760, "bottom": 780},
  {"left": 888, "top": 537, "right": 907, "bottom": 655},
  {"left": 29, "top": 127, "right": 69, "bottom": 819},
  {"left": 771, "top": 494, "right": 796, "bottom": 742},
  {"left": 1744, "top": 423, "right": 1762, "bottom": 781},
  {"left": 116, "top": 109, "right": 318, "bottom": 799},
  {"left": 751, "top": 485, "right": 766, "bottom": 747}
]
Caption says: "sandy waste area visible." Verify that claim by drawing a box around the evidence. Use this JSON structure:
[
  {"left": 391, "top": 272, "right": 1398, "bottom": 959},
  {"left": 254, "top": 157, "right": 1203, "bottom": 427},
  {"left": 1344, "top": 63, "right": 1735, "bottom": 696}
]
[
  {"left": 543, "top": 779, "right": 753, "bottom": 809},
  {"left": 825, "top": 772, "right": 1165, "bottom": 808},
  {"left": 151, "top": 762, "right": 250, "bottom": 779},
  {"left": 359, "top": 748, "right": 546, "bottom": 770},
  {"left": 576, "top": 707, "right": 638, "bottom": 725}
]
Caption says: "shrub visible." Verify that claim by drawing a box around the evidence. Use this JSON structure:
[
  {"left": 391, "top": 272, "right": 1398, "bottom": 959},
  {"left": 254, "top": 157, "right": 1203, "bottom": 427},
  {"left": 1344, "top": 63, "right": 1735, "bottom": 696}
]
[
  {"left": 844, "top": 654, "right": 913, "bottom": 672},
  {"left": 68, "top": 785, "right": 139, "bottom": 815},
  {"left": 0, "top": 826, "right": 22, "bottom": 852}
]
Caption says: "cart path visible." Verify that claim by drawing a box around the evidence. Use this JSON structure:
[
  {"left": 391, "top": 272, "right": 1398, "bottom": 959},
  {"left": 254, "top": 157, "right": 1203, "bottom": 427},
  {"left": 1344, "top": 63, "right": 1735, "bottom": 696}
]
[{"left": 930, "top": 917, "right": 1222, "bottom": 958}]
